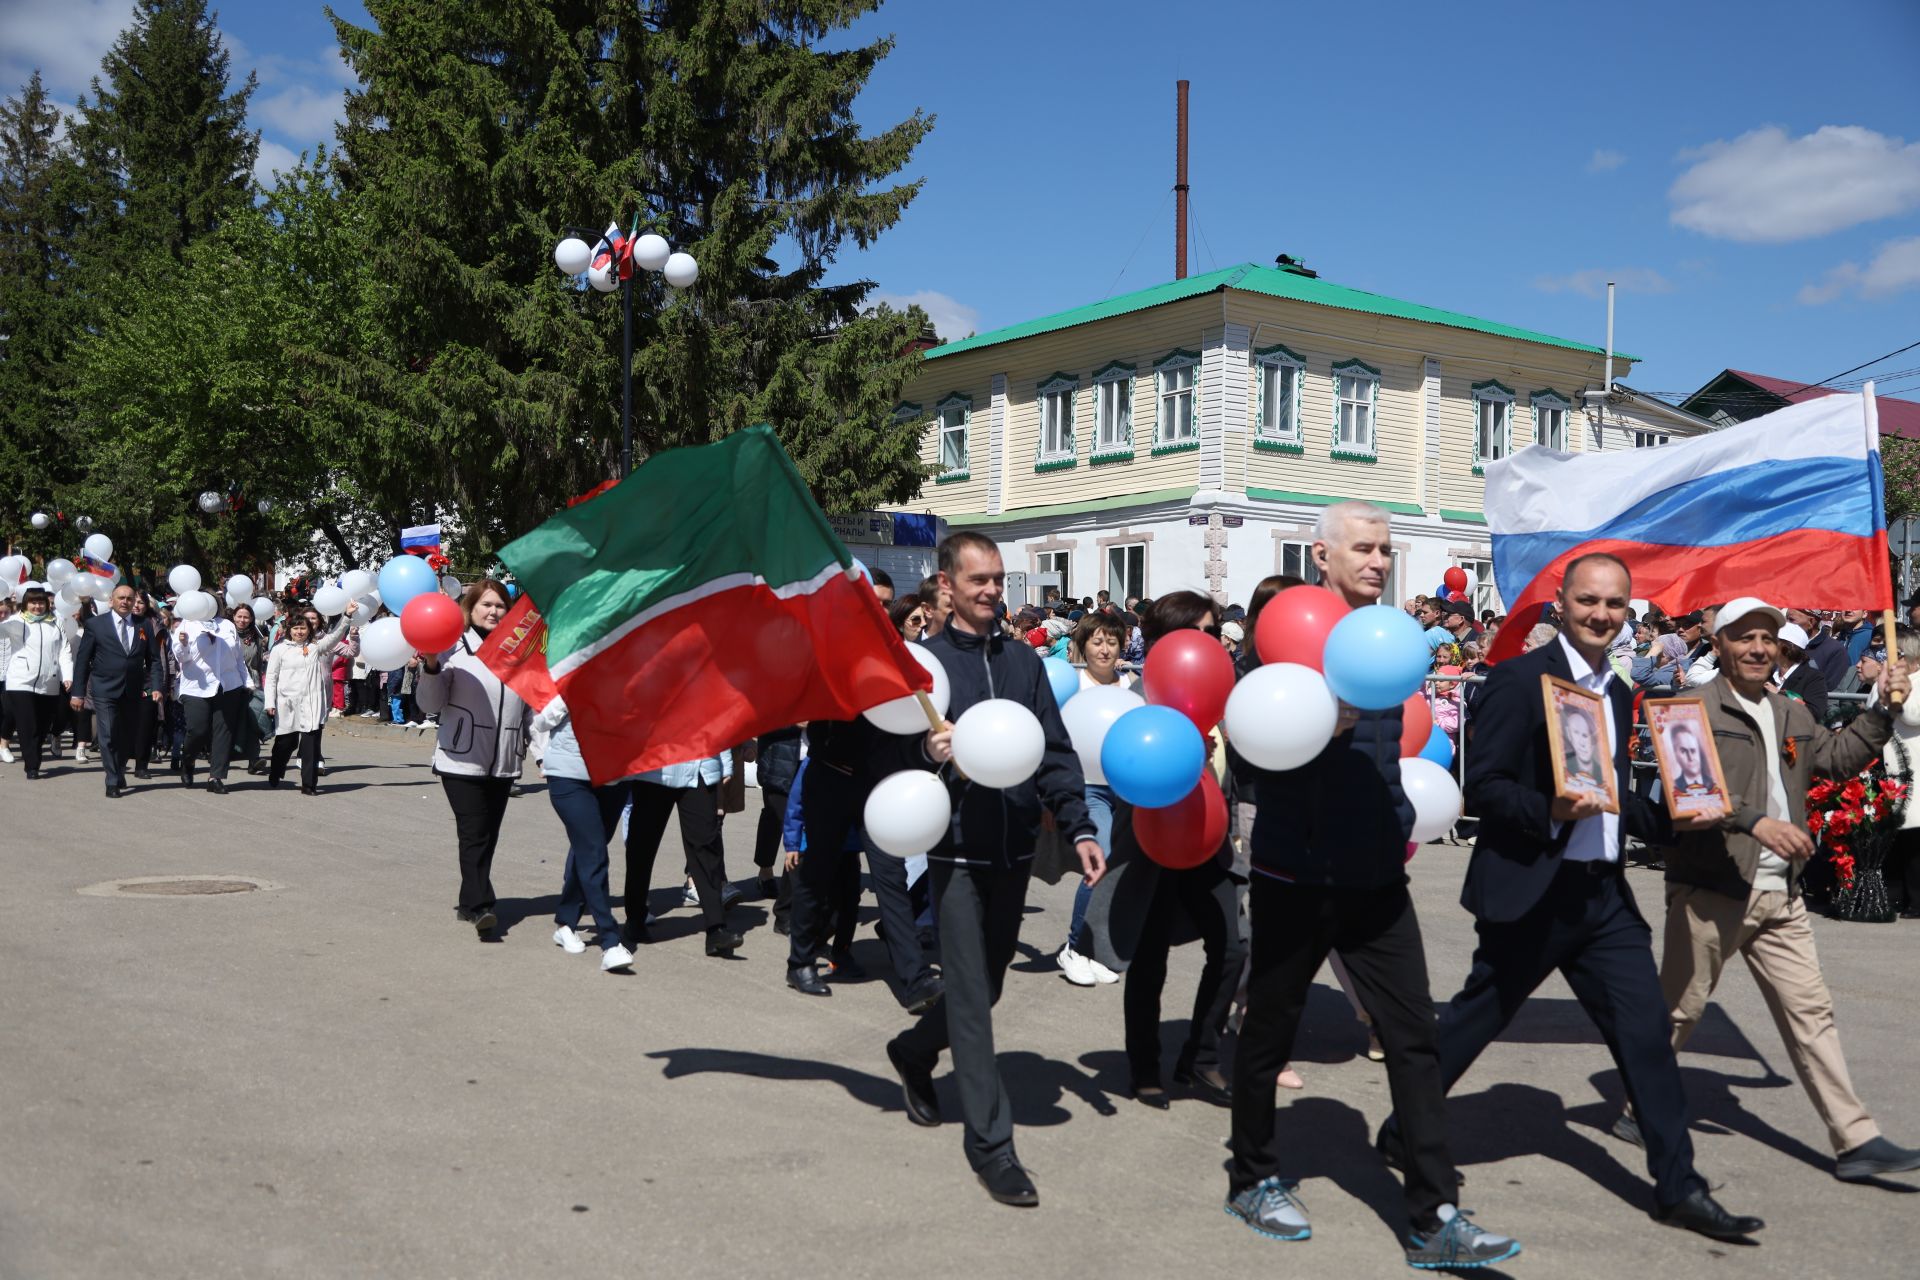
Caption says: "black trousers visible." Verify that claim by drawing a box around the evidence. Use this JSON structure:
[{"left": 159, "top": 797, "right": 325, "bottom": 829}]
[
  {"left": 892, "top": 859, "right": 1031, "bottom": 1169},
  {"left": 1125, "top": 857, "right": 1246, "bottom": 1086},
  {"left": 269, "top": 730, "right": 322, "bottom": 790},
  {"left": 443, "top": 774, "right": 514, "bottom": 911},
  {"left": 181, "top": 687, "right": 248, "bottom": 781},
  {"left": 2, "top": 691, "right": 59, "bottom": 772},
  {"left": 1432, "top": 861, "right": 1703, "bottom": 1207},
  {"left": 131, "top": 695, "right": 159, "bottom": 769},
  {"left": 624, "top": 779, "right": 730, "bottom": 933},
  {"left": 754, "top": 784, "right": 795, "bottom": 927},
  {"left": 90, "top": 694, "right": 142, "bottom": 789},
  {"left": 786, "top": 762, "right": 933, "bottom": 990},
  {"left": 1231, "top": 877, "right": 1455, "bottom": 1227}
]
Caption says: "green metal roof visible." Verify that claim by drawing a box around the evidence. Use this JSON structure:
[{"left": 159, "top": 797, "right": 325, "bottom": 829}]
[{"left": 924, "top": 262, "right": 1636, "bottom": 363}]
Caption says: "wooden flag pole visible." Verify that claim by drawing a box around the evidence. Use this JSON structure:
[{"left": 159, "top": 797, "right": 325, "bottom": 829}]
[
  {"left": 1886, "top": 607, "right": 1906, "bottom": 707},
  {"left": 915, "top": 690, "right": 947, "bottom": 733}
]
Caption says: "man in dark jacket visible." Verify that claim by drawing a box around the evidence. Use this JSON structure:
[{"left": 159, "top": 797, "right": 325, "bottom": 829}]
[
  {"left": 1225, "top": 501, "right": 1518, "bottom": 1269},
  {"left": 881, "top": 531, "right": 1105, "bottom": 1209},
  {"left": 1773, "top": 623, "right": 1830, "bottom": 721},
  {"left": 1788, "top": 606, "right": 1851, "bottom": 692},
  {"left": 1383, "top": 554, "right": 1763, "bottom": 1242},
  {"left": 69, "top": 583, "right": 163, "bottom": 797}
]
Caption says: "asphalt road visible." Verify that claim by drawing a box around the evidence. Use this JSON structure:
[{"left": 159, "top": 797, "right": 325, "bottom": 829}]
[{"left": 3, "top": 722, "right": 1917, "bottom": 1279}]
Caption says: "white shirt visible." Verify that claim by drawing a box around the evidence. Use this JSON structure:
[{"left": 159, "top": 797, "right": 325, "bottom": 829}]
[
  {"left": 173, "top": 619, "right": 250, "bottom": 697},
  {"left": 1729, "top": 687, "right": 1793, "bottom": 892},
  {"left": 1555, "top": 634, "right": 1620, "bottom": 863}
]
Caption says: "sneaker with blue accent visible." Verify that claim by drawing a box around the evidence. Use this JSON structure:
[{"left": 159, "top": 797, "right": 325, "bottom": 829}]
[
  {"left": 1404, "top": 1204, "right": 1520, "bottom": 1269},
  {"left": 1224, "top": 1177, "right": 1310, "bottom": 1241}
]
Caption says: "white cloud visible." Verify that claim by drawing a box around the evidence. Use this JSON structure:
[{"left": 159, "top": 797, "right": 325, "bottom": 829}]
[
  {"left": 1669, "top": 125, "right": 1920, "bottom": 243},
  {"left": 1798, "top": 236, "right": 1920, "bottom": 305},
  {"left": 254, "top": 82, "right": 345, "bottom": 144},
  {"left": 253, "top": 138, "right": 300, "bottom": 188},
  {"left": 0, "top": 0, "right": 127, "bottom": 101},
  {"left": 873, "top": 289, "right": 980, "bottom": 340},
  {"left": 1587, "top": 148, "right": 1626, "bottom": 173},
  {"left": 1530, "top": 267, "right": 1673, "bottom": 298}
]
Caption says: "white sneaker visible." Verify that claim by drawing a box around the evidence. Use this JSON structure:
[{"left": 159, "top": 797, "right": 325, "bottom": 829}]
[
  {"left": 76, "top": 745, "right": 89, "bottom": 763},
  {"left": 553, "top": 925, "right": 587, "bottom": 954},
  {"left": 1088, "top": 956, "right": 1120, "bottom": 984},
  {"left": 1058, "top": 946, "right": 1096, "bottom": 987},
  {"left": 682, "top": 884, "right": 699, "bottom": 908},
  {"left": 317, "top": 759, "right": 329, "bottom": 773},
  {"left": 600, "top": 944, "right": 635, "bottom": 972},
  {"left": 0, "top": 744, "right": 13, "bottom": 763}
]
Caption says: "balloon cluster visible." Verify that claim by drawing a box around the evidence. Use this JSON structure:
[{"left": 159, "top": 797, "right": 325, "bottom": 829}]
[{"left": 1434, "top": 564, "right": 1475, "bottom": 605}]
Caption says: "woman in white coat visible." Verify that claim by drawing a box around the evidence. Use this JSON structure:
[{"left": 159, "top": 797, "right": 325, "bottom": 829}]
[
  {"left": 263, "top": 604, "right": 355, "bottom": 793},
  {"left": 416, "top": 580, "right": 526, "bottom": 939},
  {"left": 1, "top": 587, "right": 71, "bottom": 778}
]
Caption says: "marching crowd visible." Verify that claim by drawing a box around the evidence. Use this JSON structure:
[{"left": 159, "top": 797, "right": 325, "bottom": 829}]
[{"left": 11, "top": 506, "right": 1920, "bottom": 1270}]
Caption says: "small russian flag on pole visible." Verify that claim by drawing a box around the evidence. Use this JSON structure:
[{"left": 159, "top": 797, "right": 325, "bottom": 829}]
[{"left": 400, "top": 524, "right": 442, "bottom": 557}]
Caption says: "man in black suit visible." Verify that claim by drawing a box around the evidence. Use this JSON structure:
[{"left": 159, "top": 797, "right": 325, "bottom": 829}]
[
  {"left": 1379, "top": 553, "right": 1764, "bottom": 1242},
  {"left": 69, "top": 584, "right": 163, "bottom": 797}
]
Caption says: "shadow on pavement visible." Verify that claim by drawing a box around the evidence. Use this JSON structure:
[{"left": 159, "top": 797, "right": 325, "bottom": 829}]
[{"left": 645, "top": 1047, "right": 905, "bottom": 1115}]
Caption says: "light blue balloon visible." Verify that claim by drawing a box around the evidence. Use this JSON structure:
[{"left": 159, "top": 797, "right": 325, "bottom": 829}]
[
  {"left": 376, "top": 554, "right": 438, "bottom": 613},
  {"left": 1323, "top": 605, "right": 1430, "bottom": 711},
  {"left": 1101, "top": 705, "right": 1206, "bottom": 809},
  {"left": 1419, "top": 724, "right": 1454, "bottom": 770},
  {"left": 1042, "top": 656, "right": 1079, "bottom": 709}
]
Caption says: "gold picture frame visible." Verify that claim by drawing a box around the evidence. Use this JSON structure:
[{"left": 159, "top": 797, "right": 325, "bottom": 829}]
[
  {"left": 1646, "top": 697, "right": 1731, "bottom": 822},
  {"left": 1541, "top": 674, "right": 1619, "bottom": 814}
]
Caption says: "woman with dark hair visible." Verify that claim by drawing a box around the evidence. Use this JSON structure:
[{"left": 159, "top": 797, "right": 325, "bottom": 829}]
[
  {"left": 1091, "top": 590, "right": 1248, "bottom": 1108},
  {"left": 228, "top": 602, "right": 272, "bottom": 775},
  {"left": 1, "top": 587, "right": 68, "bottom": 778},
  {"left": 888, "top": 594, "right": 928, "bottom": 641},
  {"left": 263, "top": 603, "right": 355, "bottom": 793},
  {"left": 417, "top": 579, "right": 528, "bottom": 939},
  {"left": 1056, "top": 609, "right": 1135, "bottom": 987}
]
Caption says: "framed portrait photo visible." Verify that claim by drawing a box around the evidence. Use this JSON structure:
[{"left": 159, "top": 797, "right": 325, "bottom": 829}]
[
  {"left": 1647, "top": 697, "right": 1730, "bottom": 821},
  {"left": 1541, "top": 675, "right": 1619, "bottom": 813}
]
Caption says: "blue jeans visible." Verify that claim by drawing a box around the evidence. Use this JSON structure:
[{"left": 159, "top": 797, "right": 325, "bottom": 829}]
[
  {"left": 1067, "top": 783, "right": 1117, "bottom": 948},
  {"left": 549, "top": 776, "right": 626, "bottom": 943}
]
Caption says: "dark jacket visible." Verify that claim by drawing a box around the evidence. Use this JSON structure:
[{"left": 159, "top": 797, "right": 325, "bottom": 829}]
[
  {"left": 1248, "top": 701, "right": 1413, "bottom": 890},
  {"left": 70, "top": 611, "right": 160, "bottom": 702},
  {"left": 880, "top": 619, "right": 1095, "bottom": 868},
  {"left": 1778, "top": 663, "right": 1829, "bottom": 722},
  {"left": 1804, "top": 631, "right": 1851, "bottom": 692},
  {"left": 755, "top": 725, "right": 804, "bottom": 794},
  {"left": 1461, "top": 639, "right": 1669, "bottom": 923}
]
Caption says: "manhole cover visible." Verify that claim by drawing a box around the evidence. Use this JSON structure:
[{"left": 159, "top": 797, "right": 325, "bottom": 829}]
[{"left": 78, "top": 875, "right": 284, "bottom": 898}]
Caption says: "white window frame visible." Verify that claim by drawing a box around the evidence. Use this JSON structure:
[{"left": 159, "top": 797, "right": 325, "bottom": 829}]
[
  {"left": 1277, "top": 539, "right": 1322, "bottom": 584},
  {"left": 1107, "top": 543, "right": 1145, "bottom": 602},
  {"left": 1091, "top": 361, "right": 1135, "bottom": 460},
  {"left": 1036, "top": 549, "right": 1071, "bottom": 596},
  {"left": 1472, "top": 380, "right": 1514, "bottom": 470},
  {"left": 935, "top": 393, "right": 971, "bottom": 479},
  {"left": 1634, "top": 430, "right": 1671, "bottom": 449},
  {"left": 1035, "top": 373, "right": 1077, "bottom": 466},
  {"left": 1330, "top": 358, "right": 1380, "bottom": 458},
  {"left": 1154, "top": 349, "right": 1200, "bottom": 448},
  {"left": 1254, "top": 344, "right": 1305, "bottom": 446},
  {"left": 1531, "top": 389, "right": 1568, "bottom": 451},
  {"left": 1459, "top": 556, "right": 1497, "bottom": 617}
]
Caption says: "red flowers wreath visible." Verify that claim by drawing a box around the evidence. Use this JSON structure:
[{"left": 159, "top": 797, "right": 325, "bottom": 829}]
[{"left": 1806, "top": 740, "right": 1910, "bottom": 891}]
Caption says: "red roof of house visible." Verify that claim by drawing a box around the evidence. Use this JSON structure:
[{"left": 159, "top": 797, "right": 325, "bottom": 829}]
[{"left": 1725, "top": 369, "right": 1920, "bottom": 441}]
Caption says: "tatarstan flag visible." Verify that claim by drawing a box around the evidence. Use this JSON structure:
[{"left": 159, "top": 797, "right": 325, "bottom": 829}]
[{"left": 497, "top": 425, "right": 930, "bottom": 784}]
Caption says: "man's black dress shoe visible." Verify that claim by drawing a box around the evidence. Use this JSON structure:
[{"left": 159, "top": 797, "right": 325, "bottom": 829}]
[
  {"left": 887, "top": 1038, "right": 942, "bottom": 1126},
  {"left": 975, "top": 1155, "right": 1038, "bottom": 1207},
  {"left": 103, "top": 785, "right": 122, "bottom": 798},
  {"left": 786, "top": 964, "right": 831, "bottom": 996},
  {"left": 1174, "top": 1063, "right": 1233, "bottom": 1105},
  {"left": 133, "top": 768, "right": 152, "bottom": 780},
  {"left": 1129, "top": 1084, "right": 1171, "bottom": 1111},
  {"left": 206, "top": 777, "right": 227, "bottom": 795},
  {"left": 705, "top": 927, "right": 743, "bottom": 956},
  {"left": 903, "top": 974, "right": 944, "bottom": 1016},
  {"left": 1654, "top": 1188, "right": 1764, "bottom": 1240},
  {"left": 471, "top": 907, "right": 498, "bottom": 936}
]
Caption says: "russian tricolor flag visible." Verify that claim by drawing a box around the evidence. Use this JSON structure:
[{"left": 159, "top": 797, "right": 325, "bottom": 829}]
[
  {"left": 1485, "top": 386, "right": 1892, "bottom": 662},
  {"left": 400, "top": 523, "right": 442, "bottom": 556}
]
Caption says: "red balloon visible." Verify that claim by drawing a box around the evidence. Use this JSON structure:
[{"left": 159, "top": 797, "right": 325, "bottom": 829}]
[
  {"left": 1398, "top": 692, "right": 1433, "bottom": 757},
  {"left": 1444, "top": 566, "right": 1468, "bottom": 592},
  {"left": 1144, "top": 628, "right": 1237, "bottom": 730},
  {"left": 1136, "top": 771, "right": 1229, "bottom": 869},
  {"left": 400, "top": 592, "right": 464, "bottom": 653},
  {"left": 1253, "top": 585, "right": 1350, "bottom": 671}
]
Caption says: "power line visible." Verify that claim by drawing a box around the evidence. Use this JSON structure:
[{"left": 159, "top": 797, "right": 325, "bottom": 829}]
[
  {"left": 1102, "top": 188, "right": 1173, "bottom": 300},
  {"left": 1779, "top": 338, "right": 1920, "bottom": 398}
]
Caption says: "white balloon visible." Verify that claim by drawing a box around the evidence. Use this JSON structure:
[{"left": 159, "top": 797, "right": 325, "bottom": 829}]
[
  {"left": 949, "top": 698, "right": 1046, "bottom": 789},
  {"left": 30, "top": 511, "right": 50, "bottom": 529},
  {"left": 587, "top": 261, "right": 619, "bottom": 293},
  {"left": 312, "top": 584, "right": 349, "bottom": 616},
  {"left": 0, "top": 554, "right": 26, "bottom": 584},
  {"left": 53, "top": 593, "right": 80, "bottom": 616},
  {"left": 175, "top": 590, "right": 218, "bottom": 621},
  {"left": 81, "top": 572, "right": 113, "bottom": 599},
  {"left": 1223, "top": 663, "right": 1339, "bottom": 771},
  {"left": 83, "top": 533, "right": 112, "bottom": 561},
  {"left": 553, "top": 237, "right": 592, "bottom": 276},
  {"left": 358, "top": 616, "right": 416, "bottom": 669},
  {"left": 167, "top": 564, "right": 202, "bottom": 594},
  {"left": 862, "top": 770, "right": 953, "bottom": 858},
  {"left": 440, "top": 574, "right": 462, "bottom": 597},
  {"left": 861, "top": 642, "right": 951, "bottom": 734},
  {"left": 45, "top": 558, "right": 75, "bottom": 586},
  {"left": 662, "top": 251, "right": 698, "bottom": 289},
  {"left": 225, "top": 574, "right": 254, "bottom": 602},
  {"left": 1060, "top": 684, "right": 1146, "bottom": 784},
  {"left": 1401, "top": 756, "right": 1463, "bottom": 844},
  {"left": 339, "top": 569, "right": 374, "bottom": 597},
  {"left": 632, "top": 233, "right": 670, "bottom": 272},
  {"left": 251, "top": 595, "right": 277, "bottom": 620},
  {"left": 349, "top": 593, "right": 380, "bottom": 627}
]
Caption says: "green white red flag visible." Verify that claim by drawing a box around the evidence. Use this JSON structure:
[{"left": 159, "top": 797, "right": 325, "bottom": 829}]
[{"left": 495, "top": 425, "right": 929, "bottom": 784}]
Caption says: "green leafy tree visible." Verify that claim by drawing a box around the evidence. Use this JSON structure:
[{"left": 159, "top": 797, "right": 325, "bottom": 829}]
[{"left": 327, "top": 0, "right": 935, "bottom": 554}]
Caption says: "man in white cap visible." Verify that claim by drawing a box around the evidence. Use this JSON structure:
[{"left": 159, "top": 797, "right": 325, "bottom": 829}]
[{"left": 1640, "top": 596, "right": 1920, "bottom": 1182}]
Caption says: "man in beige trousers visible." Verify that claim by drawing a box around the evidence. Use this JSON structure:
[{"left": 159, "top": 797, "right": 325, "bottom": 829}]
[{"left": 1630, "top": 596, "right": 1920, "bottom": 1182}]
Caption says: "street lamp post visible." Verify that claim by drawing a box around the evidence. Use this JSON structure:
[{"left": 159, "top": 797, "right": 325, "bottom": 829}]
[{"left": 553, "top": 222, "right": 698, "bottom": 479}]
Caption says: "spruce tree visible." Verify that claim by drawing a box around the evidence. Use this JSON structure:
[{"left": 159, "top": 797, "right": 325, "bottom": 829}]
[{"left": 328, "top": 0, "right": 936, "bottom": 550}]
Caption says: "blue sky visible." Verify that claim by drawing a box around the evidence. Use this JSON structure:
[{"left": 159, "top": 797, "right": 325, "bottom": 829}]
[{"left": 6, "top": 0, "right": 1916, "bottom": 402}]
